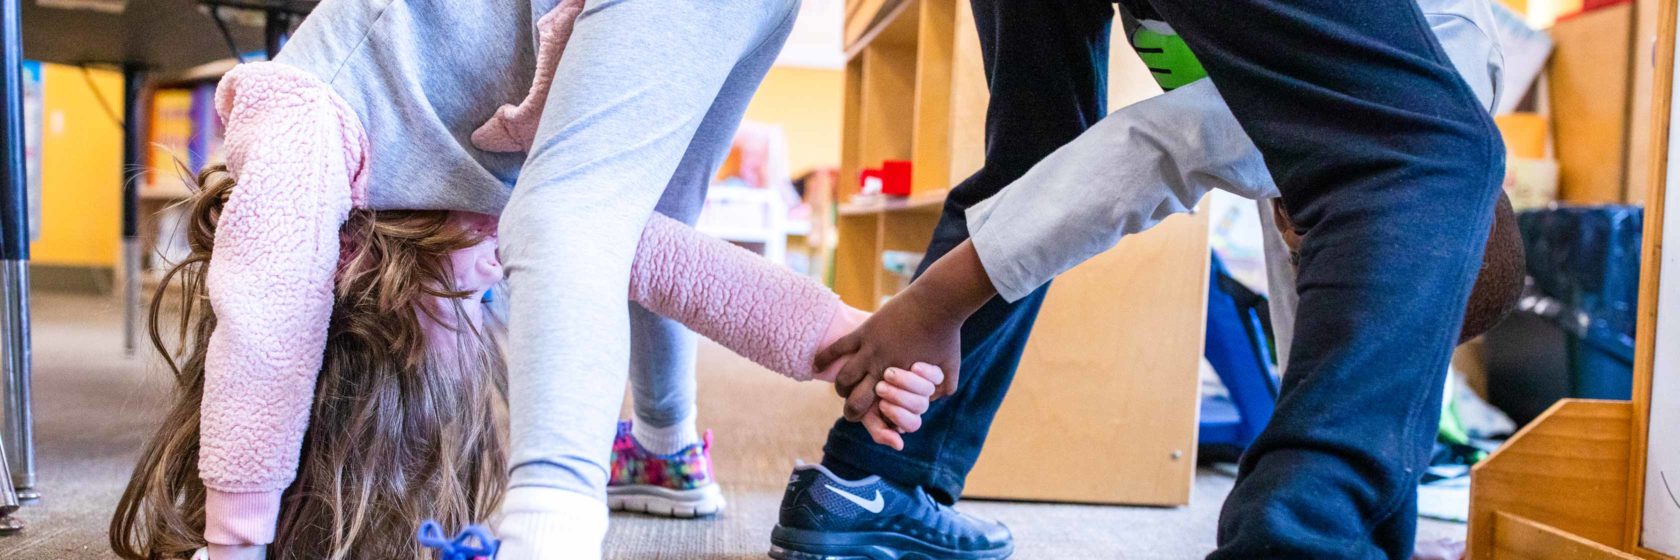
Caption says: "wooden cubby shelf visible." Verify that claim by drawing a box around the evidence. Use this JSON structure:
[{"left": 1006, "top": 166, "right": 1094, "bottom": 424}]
[{"left": 836, "top": 0, "right": 986, "bottom": 308}]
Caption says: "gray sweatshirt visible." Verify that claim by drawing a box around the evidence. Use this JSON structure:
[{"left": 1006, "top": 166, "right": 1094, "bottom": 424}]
[{"left": 276, "top": 0, "right": 556, "bottom": 215}]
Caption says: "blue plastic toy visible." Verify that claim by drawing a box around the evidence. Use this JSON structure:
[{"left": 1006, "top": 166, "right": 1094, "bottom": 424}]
[
  {"left": 1199, "top": 253, "right": 1280, "bottom": 461},
  {"left": 417, "top": 520, "right": 500, "bottom": 560}
]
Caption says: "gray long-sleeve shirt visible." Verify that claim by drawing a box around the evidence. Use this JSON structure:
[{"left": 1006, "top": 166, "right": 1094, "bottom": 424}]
[
  {"left": 964, "top": 0, "right": 1502, "bottom": 374},
  {"left": 967, "top": 0, "right": 1505, "bottom": 305}
]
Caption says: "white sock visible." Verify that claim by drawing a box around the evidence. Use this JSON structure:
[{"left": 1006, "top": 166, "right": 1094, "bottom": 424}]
[
  {"left": 632, "top": 413, "right": 700, "bottom": 455},
  {"left": 494, "top": 486, "right": 608, "bottom": 559}
]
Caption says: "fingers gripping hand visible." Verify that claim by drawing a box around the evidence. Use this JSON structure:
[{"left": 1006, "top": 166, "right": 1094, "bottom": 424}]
[
  {"left": 813, "top": 305, "right": 871, "bottom": 383},
  {"left": 815, "top": 331, "right": 866, "bottom": 400},
  {"left": 861, "top": 363, "right": 945, "bottom": 450},
  {"left": 814, "top": 292, "right": 965, "bottom": 419}
]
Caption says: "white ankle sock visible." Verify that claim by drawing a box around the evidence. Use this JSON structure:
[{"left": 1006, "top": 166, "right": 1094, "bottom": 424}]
[
  {"left": 632, "top": 413, "right": 700, "bottom": 455},
  {"left": 494, "top": 486, "right": 608, "bottom": 559}
]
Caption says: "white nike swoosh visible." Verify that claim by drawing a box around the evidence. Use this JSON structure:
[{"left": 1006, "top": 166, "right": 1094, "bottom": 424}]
[{"left": 825, "top": 484, "right": 885, "bottom": 514}]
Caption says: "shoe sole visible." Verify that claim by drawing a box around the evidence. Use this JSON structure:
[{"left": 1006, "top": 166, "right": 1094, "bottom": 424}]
[
  {"left": 768, "top": 525, "right": 1013, "bottom": 560},
  {"left": 607, "top": 483, "right": 725, "bottom": 518}
]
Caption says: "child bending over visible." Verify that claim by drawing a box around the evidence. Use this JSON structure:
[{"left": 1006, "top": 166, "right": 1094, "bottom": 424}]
[
  {"left": 111, "top": 163, "right": 937, "bottom": 559},
  {"left": 113, "top": 60, "right": 940, "bottom": 560},
  {"left": 102, "top": 0, "right": 930, "bottom": 558}
]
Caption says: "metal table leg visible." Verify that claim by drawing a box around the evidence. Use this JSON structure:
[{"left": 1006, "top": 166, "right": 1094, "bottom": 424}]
[
  {"left": 120, "top": 65, "right": 143, "bottom": 357},
  {"left": 0, "top": 434, "right": 22, "bottom": 535},
  {"left": 0, "top": 264, "right": 30, "bottom": 504},
  {"left": 0, "top": 0, "right": 36, "bottom": 504}
]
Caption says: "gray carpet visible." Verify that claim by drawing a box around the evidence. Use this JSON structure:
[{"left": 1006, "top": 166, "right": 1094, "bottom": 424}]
[{"left": 0, "top": 292, "right": 1463, "bottom": 559}]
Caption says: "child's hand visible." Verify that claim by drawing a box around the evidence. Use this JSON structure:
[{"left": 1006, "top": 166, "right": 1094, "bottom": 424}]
[
  {"left": 818, "top": 241, "right": 997, "bottom": 424},
  {"left": 810, "top": 305, "right": 942, "bottom": 449},
  {"left": 813, "top": 305, "right": 871, "bottom": 383},
  {"left": 818, "top": 288, "right": 965, "bottom": 422},
  {"left": 861, "top": 362, "right": 944, "bottom": 451}
]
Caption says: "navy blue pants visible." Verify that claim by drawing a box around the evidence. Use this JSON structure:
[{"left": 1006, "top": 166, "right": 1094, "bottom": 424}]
[{"left": 821, "top": 0, "right": 1504, "bottom": 557}]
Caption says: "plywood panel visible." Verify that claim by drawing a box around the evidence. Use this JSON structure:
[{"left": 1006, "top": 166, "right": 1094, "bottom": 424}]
[
  {"left": 963, "top": 210, "right": 1210, "bottom": 506},
  {"left": 844, "top": 0, "right": 908, "bottom": 49},
  {"left": 1469, "top": 400, "right": 1634, "bottom": 560},
  {"left": 1550, "top": 3, "right": 1635, "bottom": 204},
  {"left": 858, "top": 45, "right": 917, "bottom": 171},
  {"left": 1498, "top": 113, "right": 1551, "bottom": 160},
  {"left": 1626, "top": 0, "right": 1662, "bottom": 204},
  {"left": 944, "top": 0, "right": 988, "bottom": 187},
  {"left": 1495, "top": 513, "right": 1643, "bottom": 560},
  {"left": 840, "top": 58, "right": 865, "bottom": 201},
  {"left": 910, "top": 0, "right": 956, "bottom": 195},
  {"left": 835, "top": 214, "right": 881, "bottom": 309},
  {"left": 875, "top": 209, "right": 941, "bottom": 304}
]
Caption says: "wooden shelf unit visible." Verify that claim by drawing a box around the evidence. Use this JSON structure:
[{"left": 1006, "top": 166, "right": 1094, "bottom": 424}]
[{"left": 836, "top": 0, "right": 987, "bottom": 308}]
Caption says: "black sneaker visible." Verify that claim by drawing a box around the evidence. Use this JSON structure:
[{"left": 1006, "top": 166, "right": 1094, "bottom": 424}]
[{"left": 769, "top": 464, "right": 1013, "bottom": 560}]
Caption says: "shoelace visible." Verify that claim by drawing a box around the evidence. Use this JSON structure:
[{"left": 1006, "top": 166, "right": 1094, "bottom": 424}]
[{"left": 416, "top": 520, "right": 500, "bottom": 560}]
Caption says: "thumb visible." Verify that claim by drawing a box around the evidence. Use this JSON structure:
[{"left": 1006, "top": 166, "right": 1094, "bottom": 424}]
[
  {"left": 937, "top": 355, "right": 961, "bottom": 399},
  {"left": 814, "top": 333, "right": 863, "bottom": 372},
  {"left": 843, "top": 373, "right": 881, "bottom": 422}
]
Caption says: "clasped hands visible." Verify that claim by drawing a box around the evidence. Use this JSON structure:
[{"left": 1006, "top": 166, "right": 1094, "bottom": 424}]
[{"left": 813, "top": 287, "right": 966, "bottom": 451}]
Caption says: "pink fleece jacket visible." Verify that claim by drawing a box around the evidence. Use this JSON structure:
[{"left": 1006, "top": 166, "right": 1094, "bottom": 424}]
[{"left": 201, "top": 60, "right": 838, "bottom": 546}]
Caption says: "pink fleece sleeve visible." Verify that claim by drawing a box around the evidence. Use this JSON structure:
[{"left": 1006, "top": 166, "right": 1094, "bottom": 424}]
[
  {"left": 199, "top": 62, "right": 369, "bottom": 546},
  {"left": 630, "top": 214, "right": 839, "bottom": 380},
  {"left": 471, "top": 0, "right": 584, "bottom": 153}
]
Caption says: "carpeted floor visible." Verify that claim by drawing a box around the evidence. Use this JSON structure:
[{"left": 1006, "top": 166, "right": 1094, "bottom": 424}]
[{"left": 1, "top": 292, "right": 1463, "bottom": 559}]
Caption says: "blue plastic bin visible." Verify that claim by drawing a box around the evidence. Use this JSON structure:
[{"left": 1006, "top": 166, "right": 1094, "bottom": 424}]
[{"left": 1487, "top": 205, "right": 1642, "bottom": 420}]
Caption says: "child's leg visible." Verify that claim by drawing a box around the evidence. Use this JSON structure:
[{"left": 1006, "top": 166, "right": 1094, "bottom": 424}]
[
  {"left": 617, "top": 158, "right": 725, "bottom": 518},
  {"left": 496, "top": 1, "right": 800, "bottom": 556},
  {"left": 627, "top": 11, "right": 798, "bottom": 450},
  {"left": 627, "top": 308, "right": 701, "bottom": 448},
  {"left": 627, "top": 183, "right": 707, "bottom": 455}
]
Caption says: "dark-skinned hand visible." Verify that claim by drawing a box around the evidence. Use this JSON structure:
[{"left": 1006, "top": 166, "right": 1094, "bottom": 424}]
[
  {"left": 817, "top": 240, "right": 997, "bottom": 429},
  {"left": 815, "top": 287, "right": 966, "bottom": 423}
]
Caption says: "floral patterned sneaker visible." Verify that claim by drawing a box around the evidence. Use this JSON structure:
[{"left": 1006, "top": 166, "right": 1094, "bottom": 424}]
[{"left": 607, "top": 420, "right": 726, "bottom": 517}]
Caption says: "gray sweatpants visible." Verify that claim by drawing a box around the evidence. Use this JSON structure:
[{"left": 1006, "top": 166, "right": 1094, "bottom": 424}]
[
  {"left": 499, "top": 0, "right": 801, "bottom": 497},
  {"left": 629, "top": 172, "right": 706, "bottom": 430}
]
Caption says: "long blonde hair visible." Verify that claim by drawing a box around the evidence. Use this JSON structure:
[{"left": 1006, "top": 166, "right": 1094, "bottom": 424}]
[{"left": 110, "top": 165, "right": 509, "bottom": 559}]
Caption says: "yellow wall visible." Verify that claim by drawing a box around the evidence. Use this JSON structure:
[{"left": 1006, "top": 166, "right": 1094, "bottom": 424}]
[
  {"left": 31, "top": 63, "right": 124, "bottom": 267},
  {"left": 741, "top": 66, "right": 844, "bottom": 175}
]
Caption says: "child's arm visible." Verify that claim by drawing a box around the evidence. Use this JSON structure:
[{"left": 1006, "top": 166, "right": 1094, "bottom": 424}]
[
  {"left": 200, "top": 63, "right": 367, "bottom": 554},
  {"left": 629, "top": 212, "right": 841, "bottom": 380},
  {"left": 471, "top": 0, "right": 585, "bottom": 153},
  {"left": 963, "top": 79, "right": 1275, "bottom": 304},
  {"left": 628, "top": 213, "right": 936, "bottom": 448}
]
